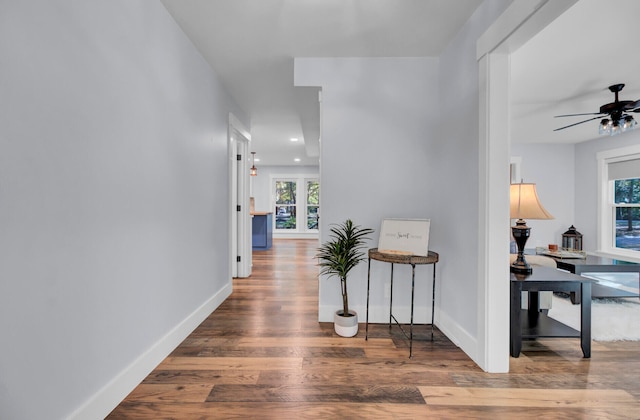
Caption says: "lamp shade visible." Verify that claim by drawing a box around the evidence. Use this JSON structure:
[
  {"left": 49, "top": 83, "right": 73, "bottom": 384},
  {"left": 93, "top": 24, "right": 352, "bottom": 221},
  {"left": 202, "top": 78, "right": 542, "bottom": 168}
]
[{"left": 510, "top": 183, "right": 554, "bottom": 220}]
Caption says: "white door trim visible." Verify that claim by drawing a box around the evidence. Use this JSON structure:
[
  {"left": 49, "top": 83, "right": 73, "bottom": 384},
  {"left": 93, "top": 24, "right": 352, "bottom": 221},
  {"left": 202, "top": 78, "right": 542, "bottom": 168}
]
[
  {"left": 228, "top": 113, "right": 252, "bottom": 278},
  {"left": 476, "top": 0, "right": 577, "bottom": 372}
]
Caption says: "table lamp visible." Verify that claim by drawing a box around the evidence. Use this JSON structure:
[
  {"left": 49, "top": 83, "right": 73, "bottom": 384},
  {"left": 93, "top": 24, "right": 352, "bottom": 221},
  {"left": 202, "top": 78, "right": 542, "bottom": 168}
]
[{"left": 510, "top": 182, "right": 554, "bottom": 273}]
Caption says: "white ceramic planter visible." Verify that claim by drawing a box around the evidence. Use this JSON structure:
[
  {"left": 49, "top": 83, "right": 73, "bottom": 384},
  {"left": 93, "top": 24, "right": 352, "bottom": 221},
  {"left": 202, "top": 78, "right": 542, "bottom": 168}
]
[{"left": 334, "top": 310, "right": 358, "bottom": 337}]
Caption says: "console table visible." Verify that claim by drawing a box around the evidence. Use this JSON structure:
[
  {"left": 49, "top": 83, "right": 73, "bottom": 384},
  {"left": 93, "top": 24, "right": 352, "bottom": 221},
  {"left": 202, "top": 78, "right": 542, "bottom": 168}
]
[
  {"left": 552, "top": 255, "right": 640, "bottom": 303},
  {"left": 511, "top": 266, "right": 592, "bottom": 358},
  {"left": 365, "top": 248, "right": 438, "bottom": 358}
]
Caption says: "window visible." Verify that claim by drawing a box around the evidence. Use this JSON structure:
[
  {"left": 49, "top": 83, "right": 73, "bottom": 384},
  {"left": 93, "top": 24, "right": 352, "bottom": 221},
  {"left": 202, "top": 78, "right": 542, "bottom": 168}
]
[
  {"left": 306, "top": 180, "right": 319, "bottom": 230},
  {"left": 275, "top": 180, "right": 297, "bottom": 230},
  {"left": 613, "top": 178, "right": 640, "bottom": 250},
  {"left": 272, "top": 175, "right": 319, "bottom": 234},
  {"left": 598, "top": 147, "right": 640, "bottom": 258}
]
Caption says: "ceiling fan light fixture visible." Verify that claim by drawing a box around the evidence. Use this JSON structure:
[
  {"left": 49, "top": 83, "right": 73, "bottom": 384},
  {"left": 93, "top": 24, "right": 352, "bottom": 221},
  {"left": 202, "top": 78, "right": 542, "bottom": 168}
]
[
  {"left": 599, "top": 118, "right": 611, "bottom": 135},
  {"left": 611, "top": 120, "right": 622, "bottom": 136},
  {"left": 556, "top": 83, "right": 640, "bottom": 137},
  {"left": 622, "top": 115, "right": 637, "bottom": 131}
]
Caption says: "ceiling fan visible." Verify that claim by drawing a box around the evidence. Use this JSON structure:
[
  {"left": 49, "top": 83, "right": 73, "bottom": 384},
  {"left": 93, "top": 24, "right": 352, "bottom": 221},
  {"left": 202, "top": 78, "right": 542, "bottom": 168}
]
[{"left": 554, "top": 83, "right": 640, "bottom": 135}]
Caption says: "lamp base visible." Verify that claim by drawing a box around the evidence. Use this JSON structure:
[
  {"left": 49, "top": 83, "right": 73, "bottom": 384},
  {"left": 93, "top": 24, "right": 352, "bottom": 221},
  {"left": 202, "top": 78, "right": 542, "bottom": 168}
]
[
  {"left": 511, "top": 220, "right": 532, "bottom": 274},
  {"left": 510, "top": 260, "right": 532, "bottom": 274}
]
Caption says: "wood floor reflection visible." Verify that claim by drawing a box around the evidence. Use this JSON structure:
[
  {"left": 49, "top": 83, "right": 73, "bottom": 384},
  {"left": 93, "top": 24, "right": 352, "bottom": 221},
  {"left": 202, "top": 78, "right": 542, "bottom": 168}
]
[{"left": 108, "top": 239, "right": 640, "bottom": 419}]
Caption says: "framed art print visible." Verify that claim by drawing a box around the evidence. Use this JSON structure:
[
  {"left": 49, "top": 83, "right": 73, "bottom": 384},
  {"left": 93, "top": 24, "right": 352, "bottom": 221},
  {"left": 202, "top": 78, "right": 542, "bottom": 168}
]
[{"left": 377, "top": 218, "right": 430, "bottom": 256}]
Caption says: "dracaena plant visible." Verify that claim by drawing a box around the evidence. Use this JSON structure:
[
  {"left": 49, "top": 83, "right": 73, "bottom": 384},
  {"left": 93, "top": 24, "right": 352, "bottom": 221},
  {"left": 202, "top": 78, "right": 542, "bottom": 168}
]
[{"left": 316, "top": 219, "right": 374, "bottom": 315}]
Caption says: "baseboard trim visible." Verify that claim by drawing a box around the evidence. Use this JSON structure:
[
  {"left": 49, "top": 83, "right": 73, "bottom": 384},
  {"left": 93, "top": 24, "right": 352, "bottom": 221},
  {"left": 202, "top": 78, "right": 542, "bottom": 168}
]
[
  {"left": 273, "top": 232, "right": 319, "bottom": 239},
  {"left": 434, "top": 308, "right": 478, "bottom": 365},
  {"left": 66, "top": 281, "right": 233, "bottom": 420},
  {"left": 320, "top": 303, "right": 479, "bottom": 367}
]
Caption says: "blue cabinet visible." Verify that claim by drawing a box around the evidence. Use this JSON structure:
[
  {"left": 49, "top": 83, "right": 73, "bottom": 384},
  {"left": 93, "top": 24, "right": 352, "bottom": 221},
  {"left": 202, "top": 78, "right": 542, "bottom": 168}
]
[{"left": 252, "top": 213, "right": 273, "bottom": 250}]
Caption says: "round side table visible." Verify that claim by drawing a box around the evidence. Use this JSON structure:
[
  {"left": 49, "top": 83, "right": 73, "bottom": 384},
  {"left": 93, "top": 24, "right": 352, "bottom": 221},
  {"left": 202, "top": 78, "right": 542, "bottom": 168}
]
[{"left": 365, "top": 248, "right": 439, "bottom": 358}]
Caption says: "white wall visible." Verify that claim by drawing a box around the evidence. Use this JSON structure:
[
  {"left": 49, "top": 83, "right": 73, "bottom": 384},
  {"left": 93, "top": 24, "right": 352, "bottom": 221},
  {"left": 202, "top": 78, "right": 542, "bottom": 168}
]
[
  {"left": 511, "top": 143, "right": 575, "bottom": 248},
  {"left": 512, "top": 131, "right": 640, "bottom": 254},
  {"left": 433, "top": 0, "right": 513, "bottom": 356},
  {"left": 0, "top": 1, "right": 246, "bottom": 419},
  {"left": 295, "top": 57, "right": 439, "bottom": 323},
  {"left": 292, "top": 1, "right": 513, "bottom": 360},
  {"left": 575, "top": 130, "right": 640, "bottom": 252}
]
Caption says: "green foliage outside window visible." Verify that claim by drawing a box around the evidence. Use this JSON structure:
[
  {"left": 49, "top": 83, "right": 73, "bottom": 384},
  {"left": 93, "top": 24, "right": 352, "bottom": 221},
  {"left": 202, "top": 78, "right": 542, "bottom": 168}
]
[
  {"left": 307, "top": 180, "right": 319, "bottom": 229},
  {"left": 614, "top": 178, "right": 640, "bottom": 250}
]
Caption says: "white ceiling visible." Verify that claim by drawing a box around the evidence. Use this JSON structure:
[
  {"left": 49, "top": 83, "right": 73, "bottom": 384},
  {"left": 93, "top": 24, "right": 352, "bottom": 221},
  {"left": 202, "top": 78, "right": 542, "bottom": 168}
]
[
  {"left": 161, "top": 0, "right": 640, "bottom": 165},
  {"left": 161, "top": 0, "right": 483, "bottom": 165},
  {"left": 511, "top": 0, "right": 640, "bottom": 144}
]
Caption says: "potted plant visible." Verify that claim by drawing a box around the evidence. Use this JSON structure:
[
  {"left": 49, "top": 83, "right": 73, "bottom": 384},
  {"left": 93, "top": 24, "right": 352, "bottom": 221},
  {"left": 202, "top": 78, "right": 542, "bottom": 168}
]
[{"left": 316, "top": 219, "right": 374, "bottom": 337}]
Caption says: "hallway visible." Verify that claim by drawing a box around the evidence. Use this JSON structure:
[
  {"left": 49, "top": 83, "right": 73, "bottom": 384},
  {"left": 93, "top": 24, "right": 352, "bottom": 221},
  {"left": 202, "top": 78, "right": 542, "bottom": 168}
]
[{"left": 109, "top": 239, "right": 640, "bottom": 418}]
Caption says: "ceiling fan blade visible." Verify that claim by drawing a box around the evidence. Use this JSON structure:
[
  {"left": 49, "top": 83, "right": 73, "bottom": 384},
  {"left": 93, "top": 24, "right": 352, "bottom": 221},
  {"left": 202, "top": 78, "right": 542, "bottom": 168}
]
[
  {"left": 553, "top": 116, "right": 603, "bottom": 132},
  {"left": 554, "top": 112, "right": 603, "bottom": 118},
  {"left": 628, "top": 99, "right": 640, "bottom": 109}
]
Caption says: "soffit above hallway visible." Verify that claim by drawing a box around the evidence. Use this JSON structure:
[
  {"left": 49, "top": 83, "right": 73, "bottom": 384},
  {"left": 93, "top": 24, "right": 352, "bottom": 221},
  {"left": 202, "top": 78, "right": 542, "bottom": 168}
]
[{"left": 161, "top": 0, "right": 483, "bottom": 166}]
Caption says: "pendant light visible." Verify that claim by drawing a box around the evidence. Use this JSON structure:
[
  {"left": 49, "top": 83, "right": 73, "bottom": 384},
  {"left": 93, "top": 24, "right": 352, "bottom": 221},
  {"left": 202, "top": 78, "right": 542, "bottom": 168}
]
[{"left": 250, "top": 151, "right": 257, "bottom": 176}]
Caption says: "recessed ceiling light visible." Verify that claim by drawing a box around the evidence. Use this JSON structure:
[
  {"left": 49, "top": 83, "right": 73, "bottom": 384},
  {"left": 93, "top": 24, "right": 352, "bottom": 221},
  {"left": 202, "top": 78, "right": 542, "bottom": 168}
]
[
  {"left": 290, "top": 138, "right": 299, "bottom": 142},
  {"left": 254, "top": 158, "right": 260, "bottom": 162},
  {"left": 294, "top": 158, "right": 301, "bottom": 162}
]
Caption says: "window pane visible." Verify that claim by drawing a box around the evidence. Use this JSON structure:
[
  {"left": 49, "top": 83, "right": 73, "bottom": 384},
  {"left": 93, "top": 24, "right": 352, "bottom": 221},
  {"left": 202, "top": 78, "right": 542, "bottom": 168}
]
[
  {"left": 307, "top": 206, "right": 318, "bottom": 229},
  {"left": 307, "top": 181, "right": 319, "bottom": 205},
  {"left": 276, "top": 181, "right": 296, "bottom": 205},
  {"left": 615, "top": 206, "right": 640, "bottom": 250},
  {"left": 614, "top": 178, "right": 640, "bottom": 204},
  {"left": 275, "top": 205, "right": 296, "bottom": 229},
  {"left": 307, "top": 181, "right": 319, "bottom": 230},
  {"left": 275, "top": 181, "right": 296, "bottom": 229}
]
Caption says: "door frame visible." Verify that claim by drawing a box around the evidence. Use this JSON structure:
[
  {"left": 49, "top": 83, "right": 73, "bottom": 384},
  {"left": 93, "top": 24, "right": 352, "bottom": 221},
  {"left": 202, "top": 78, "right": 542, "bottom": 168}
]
[
  {"left": 228, "top": 113, "right": 252, "bottom": 278},
  {"left": 476, "top": 0, "right": 577, "bottom": 372}
]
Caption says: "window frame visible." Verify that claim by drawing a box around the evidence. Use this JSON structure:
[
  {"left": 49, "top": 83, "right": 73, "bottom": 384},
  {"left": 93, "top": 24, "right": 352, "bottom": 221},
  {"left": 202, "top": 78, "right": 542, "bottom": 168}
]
[
  {"left": 597, "top": 145, "right": 640, "bottom": 260},
  {"left": 305, "top": 178, "right": 320, "bottom": 231},
  {"left": 274, "top": 179, "right": 298, "bottom": 231},
  {"left": 271, "top": 174, "right": 319, "bottom": 236}
]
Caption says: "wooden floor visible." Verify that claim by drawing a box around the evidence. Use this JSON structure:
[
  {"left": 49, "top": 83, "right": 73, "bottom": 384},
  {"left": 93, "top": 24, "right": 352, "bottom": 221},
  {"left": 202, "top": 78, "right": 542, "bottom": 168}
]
[{"left": 109, "top": 239, "right": 640, "bottom": 419}]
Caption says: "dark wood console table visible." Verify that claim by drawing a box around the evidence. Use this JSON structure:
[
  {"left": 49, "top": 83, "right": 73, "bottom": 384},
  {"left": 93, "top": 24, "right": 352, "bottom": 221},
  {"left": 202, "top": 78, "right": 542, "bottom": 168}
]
[
  {"left": 511, "top": 266, "right": 592, "bottom": 358},
  {"left": 552, "top": 255, "right": 640, "bottom": 303},
  {"left": 365, "top": 248, "right": 438, "bottom": 358}
]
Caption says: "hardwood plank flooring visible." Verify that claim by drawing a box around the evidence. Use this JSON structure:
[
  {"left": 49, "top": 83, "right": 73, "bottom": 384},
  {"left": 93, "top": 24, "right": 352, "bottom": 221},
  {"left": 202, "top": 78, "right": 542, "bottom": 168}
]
[{"left": 108, "top": 239, "right": 640, "bottom": 419}]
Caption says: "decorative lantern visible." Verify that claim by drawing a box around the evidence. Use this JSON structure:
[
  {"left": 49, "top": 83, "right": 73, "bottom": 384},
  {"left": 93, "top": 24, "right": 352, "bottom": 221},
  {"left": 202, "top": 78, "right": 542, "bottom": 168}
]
[{"left": 562, "top": 225, "right": 583, "bottom": 250}]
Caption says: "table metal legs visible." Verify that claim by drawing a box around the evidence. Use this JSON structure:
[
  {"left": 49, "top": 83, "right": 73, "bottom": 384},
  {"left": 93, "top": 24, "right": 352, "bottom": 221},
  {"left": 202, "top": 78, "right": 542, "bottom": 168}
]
[
  {"left": 388, "top": 263, "right": 418, "bottom": 357},
  {"left": 365, "top": 258, "right": 372, "bottom": 340},
  {"left": 365, "top": 259, "right": 436, "bottom": 358},
  {"left": 431, "top": 263, "right": 436, "bottom": 340},
  {"left": 409, "top": 264, "right": 415, "bottom": 357},
  {"left": 389, "top": 263, "right": 394, "bottom": 328},
  {"left": 580, "top": 282, "right": 591, "bottom": 358}
]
